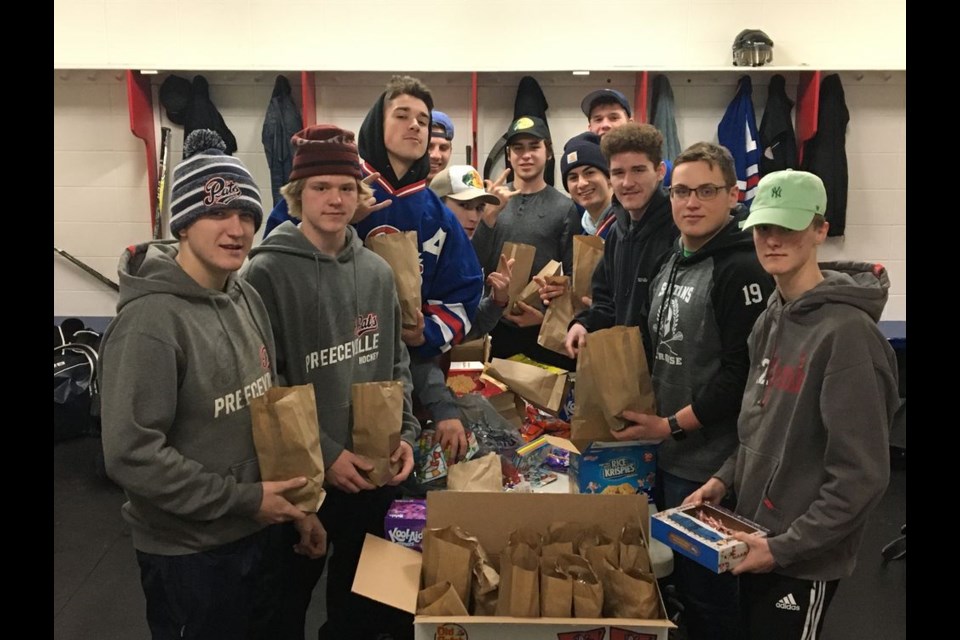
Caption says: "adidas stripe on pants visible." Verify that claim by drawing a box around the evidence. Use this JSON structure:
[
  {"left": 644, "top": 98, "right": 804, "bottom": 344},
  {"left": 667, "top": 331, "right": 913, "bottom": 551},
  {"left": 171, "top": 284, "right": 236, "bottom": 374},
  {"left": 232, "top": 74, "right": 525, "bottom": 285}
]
[{"left": 739, "top": 573, "right": 840, "bottom": 640}]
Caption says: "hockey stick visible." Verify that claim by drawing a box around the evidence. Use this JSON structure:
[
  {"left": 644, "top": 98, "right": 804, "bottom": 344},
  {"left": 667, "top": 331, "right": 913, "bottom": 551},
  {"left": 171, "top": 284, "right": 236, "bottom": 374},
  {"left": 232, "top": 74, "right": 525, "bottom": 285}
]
[
  {"left": 54, "top": 247, "right": 120, "bottom": 292},
  {"left": 153, "top": 126, "right": 172, "bottom": 240}
]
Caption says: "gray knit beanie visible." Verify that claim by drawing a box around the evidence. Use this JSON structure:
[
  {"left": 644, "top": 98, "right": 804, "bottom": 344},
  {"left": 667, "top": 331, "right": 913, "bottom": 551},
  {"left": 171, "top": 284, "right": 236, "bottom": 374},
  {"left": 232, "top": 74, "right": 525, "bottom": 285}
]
[{"left": 169, "top": 129, "right": 263, "bottom": 236}]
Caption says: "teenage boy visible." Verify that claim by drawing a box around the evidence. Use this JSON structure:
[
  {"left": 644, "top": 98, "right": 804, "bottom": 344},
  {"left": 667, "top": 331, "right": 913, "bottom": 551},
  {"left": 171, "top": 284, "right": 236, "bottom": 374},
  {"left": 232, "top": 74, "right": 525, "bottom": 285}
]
[
  {"left": 581, "top": 88, "right": 632, "bottom": 137},
  {"left": 353, "top": 75, "right": 483, "bottom": 359},
  {"left": 427, "top": 109, "right": 454, "bottom": 180},
  {"left": 564, "top": 123, "right": 678, "bottom": 363},
  {"left": 685, "top": 170, "right": 899, "bottom": 640},
  {"left": 243, "top": 125, "right": 419, "bottom": 640},
  {"left": 561, "top": 131, "right": 615, "bottom": 238},
  {"left": 471, "top": 115, "right": 581, "bottom": 368},
  {"left": 100, "top": 129, "right": 325, "bottom": 640},
  {"left": 611, "top": 142, "right": 775, "bottom": 640},
  {"left": 418, "top": 165, "right": 513, "bottom": 461}
]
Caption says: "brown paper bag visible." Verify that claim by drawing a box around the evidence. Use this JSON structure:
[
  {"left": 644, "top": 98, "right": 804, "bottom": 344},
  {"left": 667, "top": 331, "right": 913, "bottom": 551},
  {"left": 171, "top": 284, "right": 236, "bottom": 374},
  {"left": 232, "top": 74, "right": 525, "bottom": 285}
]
[
  {"left": 542, "top": 522, "right": 583, "bottom": 561},
  {"left": 250, "top": 384, "right": 326, "bottom": 513},
  {"left": 502, "top": 242, "right": 536, "bottom": 312},
  {"left": 421, "top": 526, "right": 475, "bottom": 607},
  {"left": 508, "top": 527, "right": 544, "bottom": 555},
  {"left": 537, "top": 275, "right": 575, "bottom": 355},
  {"left": 449, "top": 334, "right": 491, "bottom": 363},
  {"left": 572, "top": 235, "right": 604, "bottom": 312},
  {"left": 446, "top": 452, "right": 503, "bottom": 492},
  {"left": 495, "top": 542, "right": 540, "bottom": 617},
  {"left": 602, "top": 564, "right": 660, "bottom": 619},
  {"left": 540, "top": 558, "right": 573, "bottom": 617},
  {"left": 350, "top": 381, "right": 403, "bottom": 486},
  {"left": 556, "top": 554, "right": 603, "bottom": 618},
  {"left": 484, "top": 358, "right": 570, "bottom": 413},
  {"left": 573, "top": 326, "right": 656, "bottom": 438},
  {"left": 514, "top": 259, "right": 563, "bottom": 313},
  {"left": 619, "top": 523, "right": 652, "bottom": 573},
  {"left": 417, "top": 582, "right": 469, "bottom": 616},
  {"left": 365, "top": 231, "right": 422, "bottom": 327}
]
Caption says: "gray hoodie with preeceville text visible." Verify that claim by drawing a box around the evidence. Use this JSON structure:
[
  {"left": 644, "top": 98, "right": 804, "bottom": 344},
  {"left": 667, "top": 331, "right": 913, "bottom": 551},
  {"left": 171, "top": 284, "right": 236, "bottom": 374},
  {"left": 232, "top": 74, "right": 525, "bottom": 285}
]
[
  {"left": 100, "top": 242, "right": 276, "bottom": 555},
  {"left": 243, "top": 223, "right": 420, "bottom": 470}
]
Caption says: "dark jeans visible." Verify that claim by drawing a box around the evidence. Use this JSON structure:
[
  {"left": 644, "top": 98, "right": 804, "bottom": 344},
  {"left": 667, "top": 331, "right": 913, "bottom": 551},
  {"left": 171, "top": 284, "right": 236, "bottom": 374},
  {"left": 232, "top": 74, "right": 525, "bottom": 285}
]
[
  {"left": 263, "top": 485, "right": 413, "bottom": 640},
  {"left": 739, "top": 573, "right": 839, "bottom": 640},
  {"left": 136, "top": 529, "right": 268, "bottom": 640},
  {"left": 660, "top": 469, "right": 741, "bottom": 640}
]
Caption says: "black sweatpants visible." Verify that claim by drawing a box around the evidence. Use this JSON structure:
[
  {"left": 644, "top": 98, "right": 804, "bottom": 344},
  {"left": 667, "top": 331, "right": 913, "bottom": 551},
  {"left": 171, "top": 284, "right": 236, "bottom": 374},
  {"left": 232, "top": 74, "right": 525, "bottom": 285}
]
[
  {"left": 263, "top": 485, "right": 413, "bottom": 640},
  {"left": 739, "top": 572, "right": 839, "bottom": 640}
]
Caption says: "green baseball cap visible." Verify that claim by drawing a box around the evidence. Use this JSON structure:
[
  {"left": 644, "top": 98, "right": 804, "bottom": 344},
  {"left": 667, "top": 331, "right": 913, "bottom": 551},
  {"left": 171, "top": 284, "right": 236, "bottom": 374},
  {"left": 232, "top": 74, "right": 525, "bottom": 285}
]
[{"left": 741, "top": 170, "right": 827, "bottom": 231}]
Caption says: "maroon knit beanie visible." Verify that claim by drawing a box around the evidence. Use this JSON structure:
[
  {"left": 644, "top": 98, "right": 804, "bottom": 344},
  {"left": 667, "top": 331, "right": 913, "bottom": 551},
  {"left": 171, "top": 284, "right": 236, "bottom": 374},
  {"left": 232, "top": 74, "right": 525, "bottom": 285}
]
[{"left": 289, "top": 125, "right": 363, "bottom": 181}]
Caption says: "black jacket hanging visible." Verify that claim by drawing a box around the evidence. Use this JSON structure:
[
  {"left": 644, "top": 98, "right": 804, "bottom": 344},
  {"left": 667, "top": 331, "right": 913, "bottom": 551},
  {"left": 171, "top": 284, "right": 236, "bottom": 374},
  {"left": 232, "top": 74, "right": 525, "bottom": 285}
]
[
  {"left": 182, "top": 75, "right": 238, "bottom": 156},
  {"left": 484, "top": 75, "right": 555, "bottom": 186},
  {"left": 758, "top": 74, "right": 797, "bottom": 176},
  {"left": 261, "top": 75, "right": 303, "bottom": 207},
  {"left": 801, "top": 74, "right": 849, "bottom": 237}
]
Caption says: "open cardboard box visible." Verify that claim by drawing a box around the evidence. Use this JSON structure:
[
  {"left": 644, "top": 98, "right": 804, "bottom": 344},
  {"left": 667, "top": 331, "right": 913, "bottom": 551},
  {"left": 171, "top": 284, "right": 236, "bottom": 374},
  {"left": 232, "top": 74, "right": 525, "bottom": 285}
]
[
  {"left": 353, "top": 491, "right": 674, "bottom": 639},
  {"left": 651, "top": 502, "right": 769, "bottom": 574}
]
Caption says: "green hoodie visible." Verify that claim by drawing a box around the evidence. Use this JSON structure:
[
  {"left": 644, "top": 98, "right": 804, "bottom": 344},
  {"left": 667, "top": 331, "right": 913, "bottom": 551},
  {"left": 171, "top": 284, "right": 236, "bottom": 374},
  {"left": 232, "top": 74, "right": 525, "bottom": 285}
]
[
  {"left": 243, "top": 223, "right": 420, "bottom": 469},
  {"left": 100, "top": 242, "right": 276, "bottom": 555}
]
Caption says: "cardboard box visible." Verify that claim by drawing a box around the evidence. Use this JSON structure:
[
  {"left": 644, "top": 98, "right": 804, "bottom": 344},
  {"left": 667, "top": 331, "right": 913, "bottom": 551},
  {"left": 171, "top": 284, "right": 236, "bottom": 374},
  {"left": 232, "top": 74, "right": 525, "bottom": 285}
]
[
  {"left": 569, "top": 441, "right": 658, "bottom": 502},
  {"left": 353, "top": 492, "right": 674, "bottom": 639},
  {"left": 651, "top": 502, "right": 769, "bottom": 574}
]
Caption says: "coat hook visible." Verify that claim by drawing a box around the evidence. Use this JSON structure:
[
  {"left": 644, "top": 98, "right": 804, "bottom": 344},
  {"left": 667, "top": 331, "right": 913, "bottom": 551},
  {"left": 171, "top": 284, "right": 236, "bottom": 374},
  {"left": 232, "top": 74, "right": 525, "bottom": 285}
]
[
  {"left": 854, "top": 73, "right": 865, "bottom": 82},
  {"left": 86, "top": 71, "right": 98, "bottom": 82},
  {"left": 882, "top": 72, "right": 892, "bottom": 82},
  {"left": 58, "top": 70, "right": 71, "bottom": 81}
]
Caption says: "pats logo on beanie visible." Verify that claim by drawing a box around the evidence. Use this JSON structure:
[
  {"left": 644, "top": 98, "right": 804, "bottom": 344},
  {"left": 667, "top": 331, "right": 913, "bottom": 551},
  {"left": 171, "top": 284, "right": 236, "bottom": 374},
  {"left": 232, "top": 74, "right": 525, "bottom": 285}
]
[
  {"left": 289, "top": 125, "right": 362, "bottom": 181},
  {"left": 169, "top": 129, "right": 263, "bottom": 236}
]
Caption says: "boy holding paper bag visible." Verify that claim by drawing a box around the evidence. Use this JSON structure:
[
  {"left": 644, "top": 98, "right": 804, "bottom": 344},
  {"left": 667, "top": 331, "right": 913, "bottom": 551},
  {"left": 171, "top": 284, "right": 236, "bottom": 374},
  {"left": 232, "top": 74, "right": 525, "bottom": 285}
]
[
  {"left": 610, "top": 142, "right": 774, "bottom": 640},
  {"left": 100, "top": 130, "right": 325, "bottom": 640},
  {"left": 243, "top": 125, "right": 419, "bottom": 640}
]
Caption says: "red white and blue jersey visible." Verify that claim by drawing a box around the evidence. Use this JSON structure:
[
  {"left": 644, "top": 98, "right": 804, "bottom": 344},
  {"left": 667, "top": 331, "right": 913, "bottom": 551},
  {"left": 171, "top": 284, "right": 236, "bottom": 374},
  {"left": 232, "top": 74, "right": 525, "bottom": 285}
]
[
  {"left": 353, "top": 161, "right": 483, "bottom": 359},
  {"left": 719, "top": 76, "right": 761, "bottom": 207}
]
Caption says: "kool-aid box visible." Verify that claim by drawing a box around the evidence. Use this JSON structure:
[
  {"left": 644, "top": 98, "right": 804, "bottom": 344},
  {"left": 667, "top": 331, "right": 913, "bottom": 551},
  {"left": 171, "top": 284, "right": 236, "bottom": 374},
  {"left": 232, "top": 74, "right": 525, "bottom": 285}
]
[{"left": 383, "top": 499, "right": 427, "bottom": 551}]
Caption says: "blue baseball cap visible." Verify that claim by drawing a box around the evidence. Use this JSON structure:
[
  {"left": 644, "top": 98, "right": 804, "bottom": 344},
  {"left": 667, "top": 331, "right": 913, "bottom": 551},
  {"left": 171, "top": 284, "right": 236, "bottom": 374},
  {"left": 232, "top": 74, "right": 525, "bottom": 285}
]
[
  {"left": 580, "top": 89, "right": 632, "bottom": 118},
  {"left": 431, "top": 110, "right": 454, "bottom": 140}
]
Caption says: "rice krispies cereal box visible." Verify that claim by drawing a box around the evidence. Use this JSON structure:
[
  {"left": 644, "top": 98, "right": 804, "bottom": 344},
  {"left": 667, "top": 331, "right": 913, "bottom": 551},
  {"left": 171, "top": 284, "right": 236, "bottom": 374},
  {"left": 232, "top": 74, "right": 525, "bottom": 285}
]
[{"left": 568, "top": 441, "right": 657, "bottom": 502}]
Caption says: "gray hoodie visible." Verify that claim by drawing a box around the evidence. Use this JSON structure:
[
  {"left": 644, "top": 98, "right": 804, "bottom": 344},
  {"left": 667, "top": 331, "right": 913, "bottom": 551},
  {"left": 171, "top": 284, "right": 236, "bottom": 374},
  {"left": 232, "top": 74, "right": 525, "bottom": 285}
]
[
  {"left": 715, "top": 261, "right": 899, "bottom": 581},
  {"left": 100, "top": 242, "right": 275, "bottom": 555},
  {"left": 243, "top": 223, "right": 420, "bottom": 469}
]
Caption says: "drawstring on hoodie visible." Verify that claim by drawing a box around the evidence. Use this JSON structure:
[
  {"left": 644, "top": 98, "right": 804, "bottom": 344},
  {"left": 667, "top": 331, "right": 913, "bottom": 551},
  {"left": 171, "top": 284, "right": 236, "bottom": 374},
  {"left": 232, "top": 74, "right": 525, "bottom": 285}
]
[{"left": 652, "top": 248, "right": 683, "bottom": 357}]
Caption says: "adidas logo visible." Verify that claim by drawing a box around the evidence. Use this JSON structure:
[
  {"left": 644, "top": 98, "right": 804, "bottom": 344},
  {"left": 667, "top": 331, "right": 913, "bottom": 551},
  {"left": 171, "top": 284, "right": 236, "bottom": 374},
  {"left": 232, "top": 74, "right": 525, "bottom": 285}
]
[{"left": 775, "top": 593, "right": 801, "bottom": 611}]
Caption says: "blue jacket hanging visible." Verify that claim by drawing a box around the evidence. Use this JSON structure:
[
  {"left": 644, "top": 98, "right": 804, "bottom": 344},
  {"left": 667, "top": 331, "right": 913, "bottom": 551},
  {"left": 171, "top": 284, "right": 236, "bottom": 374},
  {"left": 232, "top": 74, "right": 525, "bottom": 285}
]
[{"left": 718, "top": 76, "right": 761, "bottom": 207}]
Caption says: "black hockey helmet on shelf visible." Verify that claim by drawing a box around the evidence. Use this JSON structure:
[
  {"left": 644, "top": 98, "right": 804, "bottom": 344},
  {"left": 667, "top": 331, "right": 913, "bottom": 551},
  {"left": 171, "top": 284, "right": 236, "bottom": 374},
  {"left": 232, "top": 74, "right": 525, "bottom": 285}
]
[{"left": 732, "top": 29, "right": 774, "bottom": 67}]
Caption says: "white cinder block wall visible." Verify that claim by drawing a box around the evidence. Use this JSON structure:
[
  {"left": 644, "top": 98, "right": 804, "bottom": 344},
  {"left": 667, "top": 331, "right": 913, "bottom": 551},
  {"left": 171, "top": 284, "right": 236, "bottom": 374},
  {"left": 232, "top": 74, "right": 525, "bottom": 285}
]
[{"left": 53, "top": 69, "right": 906, "bottom": 324}]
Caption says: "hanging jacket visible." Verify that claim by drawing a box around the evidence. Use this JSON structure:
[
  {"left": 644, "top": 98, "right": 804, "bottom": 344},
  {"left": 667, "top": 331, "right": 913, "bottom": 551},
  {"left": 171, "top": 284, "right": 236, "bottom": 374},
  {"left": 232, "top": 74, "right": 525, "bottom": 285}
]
[
  {"left": 243, "top": 224, "right": 420, "bottom": 469},
  {"left": 484, "top": 76, "right": 555, "bottom": 186},
  {"left": 354, "top": 92, "right": 484, "bottom": 359},
  {"left": 718, "top": 76, "right": 761, "bottom": 206},
  {"left": 650, "top": 75, "right": 682, "bottom": 164},
  {"left": 758, "top": 74, "right": 798, "bottom": 176},
  {"left": 261, "top": 75, "right": 303, "bottom": 208},
  {"left": 99, "top": 242, "right": 275, "bottom": 555},
  {"left": 715, "top": 262, "right": 898, "bottom": 581},
  {"left": 183, "top": 75, "right": 238, "bottom": 156},
  {"left": 648, "top": 218, "right": 775, "bottom": 483},
  {"left": 801, "top": 74, "right": 850, "bottom": 237}
]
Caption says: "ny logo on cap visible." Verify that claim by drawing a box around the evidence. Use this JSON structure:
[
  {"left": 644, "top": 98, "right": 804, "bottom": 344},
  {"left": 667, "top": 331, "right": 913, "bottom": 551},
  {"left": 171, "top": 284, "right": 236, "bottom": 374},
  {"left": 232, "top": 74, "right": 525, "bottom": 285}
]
[
  {"left": 771, "top": 186, "right": 782, "bottom": 198},
  {"left": 203, "top": 177, "right": 242, "bottom": 206}
]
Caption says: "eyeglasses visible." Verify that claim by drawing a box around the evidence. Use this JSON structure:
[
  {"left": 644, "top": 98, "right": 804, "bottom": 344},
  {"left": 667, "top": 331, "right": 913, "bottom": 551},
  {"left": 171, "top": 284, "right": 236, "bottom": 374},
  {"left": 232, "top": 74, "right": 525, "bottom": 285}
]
[{"left": 669, "top": 184, "right": 731, "bottom": 201}]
